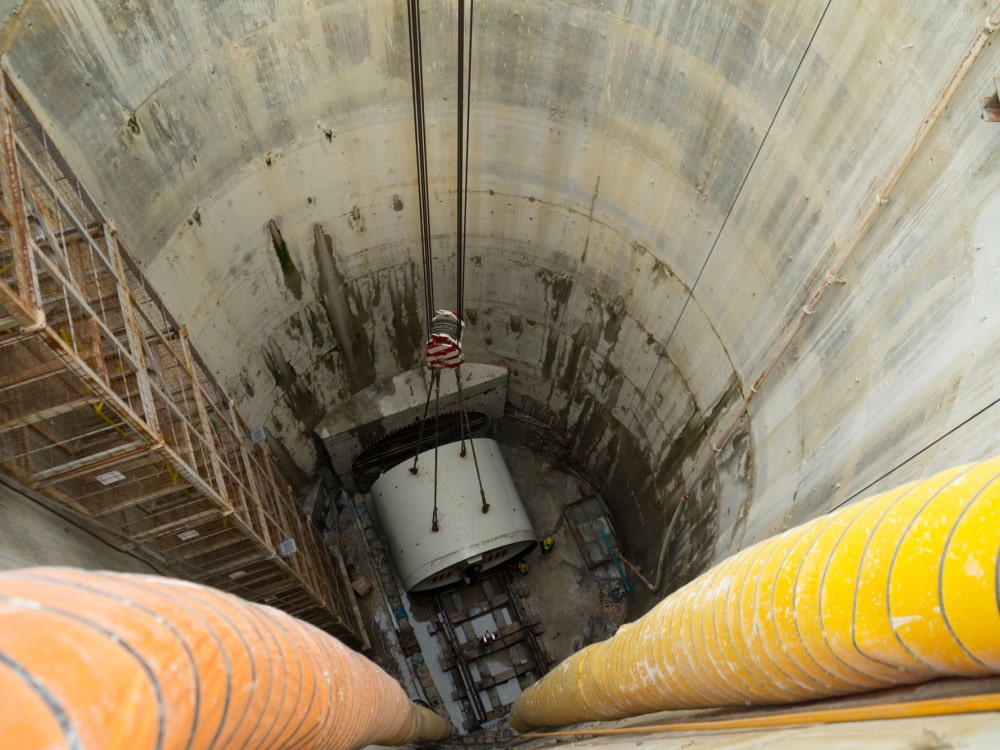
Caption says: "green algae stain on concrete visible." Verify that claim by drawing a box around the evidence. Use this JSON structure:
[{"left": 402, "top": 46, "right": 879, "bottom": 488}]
[{"left": 268, "top": 219, "right": 303, "bottom": 299}]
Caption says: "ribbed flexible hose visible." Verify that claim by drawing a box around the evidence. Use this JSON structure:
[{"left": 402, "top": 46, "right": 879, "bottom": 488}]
[
  {"left": 511, "top": 456, "right": 1000, "bottom": 731},
  {"left": 0, "top": 567, "right": 452, "bottom": 749}
]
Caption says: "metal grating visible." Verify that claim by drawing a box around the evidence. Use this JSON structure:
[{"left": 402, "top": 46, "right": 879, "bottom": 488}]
[{"left": 0, "top": 68, "right": 368, "bottom": 649}]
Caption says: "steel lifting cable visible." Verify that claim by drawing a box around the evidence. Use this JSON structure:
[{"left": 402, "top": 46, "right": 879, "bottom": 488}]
[
  {"left": 406, "top": 0, "right": 434, "bottom": 338},
  {"left": 453, "top": 0, "right": 488, "bottom": 515},
  {"left": 455, "top": 368, "right": 489, "bottom": 513},
  {"left": 407, "top": 0, "right": 488, "bottom": 530},
  {"left": 455, "top": 0, "right": 474, "bottom": 323},
  {"left": 405, "top": 0, "right": 437, "bottom": 489},
  {"left": 431, "top": 371, "right": 442, "bottom": 531},
  {"left": 409, "top": 367, "right": 438, "bottom": 477}
]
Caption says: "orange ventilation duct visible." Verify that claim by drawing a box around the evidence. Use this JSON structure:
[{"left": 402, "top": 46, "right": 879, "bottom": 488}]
[
  {"left": 512, "top": 455, "right": 1000, "bottom": 732},
  {"left": 0, "top": 567, "right": 452, "bottom": 749}
]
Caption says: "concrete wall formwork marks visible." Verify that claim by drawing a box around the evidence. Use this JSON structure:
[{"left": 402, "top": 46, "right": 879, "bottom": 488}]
[
  {"left": 1, "top": 0, "right": 997, "bottom": 604},
  {"left": 727, "top": 3, "right": 1000, "bottom": 555}
]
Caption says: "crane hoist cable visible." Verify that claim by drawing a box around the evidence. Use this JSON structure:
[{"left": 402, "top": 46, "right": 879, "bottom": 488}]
[
  {"left": 406, "top": 0, "right": 485, "bottom": 532},
  {"left": 455, "top": 365, "right": 489, "bottom": 515},
  {"left": 456, "top": 0, "right": 474, "bottom": 324},
  {"left": 454, "top": 1, "right": 487, "bottom": 516},
  {"left": 406, "top": 0, "right": 434, "bottom": 338}
]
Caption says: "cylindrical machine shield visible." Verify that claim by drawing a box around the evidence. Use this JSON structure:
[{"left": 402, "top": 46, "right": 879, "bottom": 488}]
[{"left": 372, "top": 438, "right": 536, "bottom": 592}]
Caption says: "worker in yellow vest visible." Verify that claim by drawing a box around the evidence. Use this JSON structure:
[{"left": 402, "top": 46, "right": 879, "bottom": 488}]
[{"left": 541, "top": 536, "right": 554, "bottom": 555}]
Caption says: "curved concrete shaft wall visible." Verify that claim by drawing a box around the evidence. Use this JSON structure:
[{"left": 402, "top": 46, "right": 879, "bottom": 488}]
[{"left": 1, "top": 0, "right": 998, "bottom": 602}]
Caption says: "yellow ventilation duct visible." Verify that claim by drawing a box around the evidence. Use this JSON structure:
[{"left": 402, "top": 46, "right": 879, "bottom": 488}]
[
  {"left": 511, "top": 456, "right": 1000, "bottom": 731},
  {"left": 0, "top": 567, "right": 452, "bottom": 749}
]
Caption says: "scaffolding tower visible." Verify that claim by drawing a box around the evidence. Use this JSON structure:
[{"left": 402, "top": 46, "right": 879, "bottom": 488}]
[{"left": 0, "top": 70, "right": 367, "bottom": 649}]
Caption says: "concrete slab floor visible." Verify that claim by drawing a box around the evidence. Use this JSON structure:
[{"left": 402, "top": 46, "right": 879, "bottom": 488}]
[{"left": 498, "top": 443, "right": 633, "bottom": 666}]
